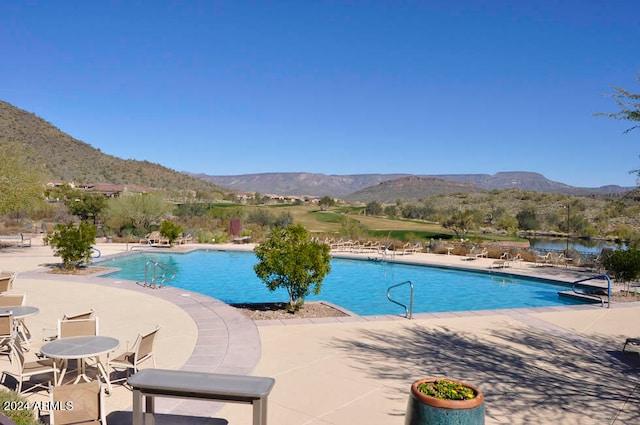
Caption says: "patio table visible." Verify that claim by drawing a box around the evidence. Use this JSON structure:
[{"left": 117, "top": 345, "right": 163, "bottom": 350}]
[
  {"left": 40, "top": 335, "right": 119, "bottom": 394},
  {"left": 0, "top": 306, "right": 39, "bottom": 350}
]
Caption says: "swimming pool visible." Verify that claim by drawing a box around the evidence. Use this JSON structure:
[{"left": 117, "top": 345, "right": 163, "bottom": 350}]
[{"left": 99, "top": 250, "right": 580, "bottom": 316}]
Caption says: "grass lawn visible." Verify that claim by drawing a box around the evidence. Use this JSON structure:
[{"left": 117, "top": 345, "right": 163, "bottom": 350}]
[{"left": 263, "top": 204, "right": 525, "bottom": 243}]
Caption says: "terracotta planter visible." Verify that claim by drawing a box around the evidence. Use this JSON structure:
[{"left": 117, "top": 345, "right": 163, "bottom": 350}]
[{"left": 405, "top": 378, "right": 485, "bottom": 425}]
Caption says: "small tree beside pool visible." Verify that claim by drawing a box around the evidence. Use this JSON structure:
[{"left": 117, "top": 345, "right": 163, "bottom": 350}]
[{"left": 253, "top": 224, "right": 332, "bottom": 312}]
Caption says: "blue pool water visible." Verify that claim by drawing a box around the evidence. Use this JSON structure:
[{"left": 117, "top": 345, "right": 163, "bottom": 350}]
[{"left": 99, "top": 250, "right": 580, "bottom": 316}]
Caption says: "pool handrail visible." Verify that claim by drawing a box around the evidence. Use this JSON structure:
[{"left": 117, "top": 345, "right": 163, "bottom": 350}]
[
  {"left": 570, "top": 274, "right": 611, "bottom": 308},
  {"left": 141, "top": 261, "right": 177, "bottom": 288},
  {"left": 387, "top": 280, "right": 414, "bottom": 319}
]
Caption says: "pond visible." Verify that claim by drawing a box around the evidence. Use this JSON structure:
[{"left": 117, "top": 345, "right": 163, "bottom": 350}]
[{"left": 527, "top": 237, "right": 622, "bottom": 254}]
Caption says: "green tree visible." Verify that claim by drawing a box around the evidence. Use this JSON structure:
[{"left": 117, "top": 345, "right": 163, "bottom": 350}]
[
  {"left": 160, "top": 220, "right": 184, "bottom": 246},
  {"left": 597, "top": 76, "right": 640, "bottom": 183},
  {"left": 247, "top": 209, "right": 275, "bottom": 227},
  {"left": 603, "top": 248, "right": 640, "bottom": 293},
  {"left": 441, "top": 210, "right": 475, "bottom": 239},
  {"left": 253, "top": 224, "right": 331, "bottom": 312},
  {"left": 516, "top": 207, "right": 539, "bottom": 231},
  {"left": 0, "top": 142, "right": 44, "bottom": 216},
  {"left": 319, "top": 196, "right": 335, "bottom": 211},
  {"left": 65, "top": 192, "right": 107, "bottom": 225},
  {"left": 365, "top": 201, "right": 383, "bottom": 216},
  {"left": 495, "top": 215, "right": 518, "bottom": 233},
  {"left": 103, "top": 192, "right": 171, "bottom": 235},
  {"left": 383, "top": 205, "right": 397, "bottom": 218},
  {"left": 48, "top": 222, "right": 97, "bottom": 269},
  {"left": 339, "top": 216, "right": 367, "bottom": 240},
  {"left": 273, "top": 212, "right": 294, "bottom": 228},
  {"left": 597, "top": 76, "right": 640, "bottom": 134}
]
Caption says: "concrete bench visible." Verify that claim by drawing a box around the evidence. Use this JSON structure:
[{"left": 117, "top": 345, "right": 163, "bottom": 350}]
[{"left": 128, "top": 369, "right": 275, "bottom": 425}]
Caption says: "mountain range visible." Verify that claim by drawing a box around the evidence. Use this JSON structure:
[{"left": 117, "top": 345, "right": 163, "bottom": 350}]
[
  {"left": 190, "top": 171, "right": 633, "bottom": 201},
  {"left": 1, "top": 99, "right": 634, "bottom": 202}
]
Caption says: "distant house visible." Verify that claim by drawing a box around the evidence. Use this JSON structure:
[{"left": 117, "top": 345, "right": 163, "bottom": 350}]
[
  {"left": 46, "top": 180, "right": 76, "bottom": 189},
  {"left": 80, "top": 183, "right": 152, "bottom": 197}
]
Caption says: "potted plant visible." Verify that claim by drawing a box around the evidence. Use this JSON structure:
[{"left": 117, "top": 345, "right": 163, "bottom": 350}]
[{"left": 405, "top": 378, "right": 485, "bottom": 425}]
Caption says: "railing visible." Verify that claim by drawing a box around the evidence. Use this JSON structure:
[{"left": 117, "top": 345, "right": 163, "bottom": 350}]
[
  {"left": 387, "top": 280, "right": 414, "bottom": 319},
  {"left": 139, "top": 261, "right": 177, "bottom": 288},
  {"left": 90, "top": 246, "right": 101, "bottom": 258},
  {"left": 570, "top": 274, "right": 611, "bottom": 308}
]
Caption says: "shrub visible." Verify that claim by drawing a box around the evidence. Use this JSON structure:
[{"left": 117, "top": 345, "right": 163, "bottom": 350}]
[
  {"left": 197, "top": 229, "right": 215, "bottom": 243},
  {"left": 48, "top": 222, "right": 97, "bottom": 269},
  {"left": 0, "top": 389, "right": 42, "bottom": 425},
  {"left": 603, "top": 248, "right": 640, "bottom": 292},
  {"left": 159, "top": 220, "right": 184, "bottom": 246}
]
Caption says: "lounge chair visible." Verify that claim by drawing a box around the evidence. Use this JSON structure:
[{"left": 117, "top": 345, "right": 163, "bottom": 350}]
[
  {"left": 108, "top": 325, "right": 160, "bottom": 383},
  {"left": 405, "top": 242, "right": 423, "bottom": 255},
  {"left": 490, "top": 258, "right": 509, "bottom": 269},
  {"left": 464, "top": 247, "right": 487, "bottom": 260},
  {"left": 2, "top": 343, "right": 57, "bottom": 394},
  {"left": 350, "top": 241, "right": 363, "bottom": 253},
  {"left": 552, "top": 253, "right": 567, "bottom": 267},
  {"left": 362, "top": 241, "right": 381, "bottom": 254},
  {"left": 535, "top": 252, "right": 554, "bottom": 267},
  {"left": 48, "top": 381, "right": 106, "bottom": 424}
]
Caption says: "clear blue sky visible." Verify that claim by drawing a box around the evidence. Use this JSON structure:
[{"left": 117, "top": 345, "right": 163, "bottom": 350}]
[{"left": 1, "top": 1, "right": 639, "bottom": 188}]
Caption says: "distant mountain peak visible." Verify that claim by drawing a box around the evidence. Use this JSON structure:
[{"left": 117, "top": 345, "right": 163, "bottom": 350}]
[{"left": 193, "top": 171, "right": 633, "bottom": 201}]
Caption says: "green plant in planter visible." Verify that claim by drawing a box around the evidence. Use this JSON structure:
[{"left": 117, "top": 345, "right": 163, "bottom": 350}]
[
  {"left": 406, "top": 378, "right": 485, "bottom": 425},
  {"left": 417, "top": 378, "right": 476, "bottom": 400}
]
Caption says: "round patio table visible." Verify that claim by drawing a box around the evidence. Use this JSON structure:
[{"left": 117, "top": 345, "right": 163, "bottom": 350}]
[
  {"left": 0, "top": 306, "right": 39, "bottom": 350},
  {"left": 40, "top": 335, "right": 120, "bottom": 394},
  {"left": 0, "top": 306, "right": 39, "bottom": 318}
]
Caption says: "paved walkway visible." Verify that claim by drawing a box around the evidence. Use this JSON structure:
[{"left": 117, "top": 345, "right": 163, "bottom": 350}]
[{"left": 1, "top": 240, "right": 639, "bottom": 424}]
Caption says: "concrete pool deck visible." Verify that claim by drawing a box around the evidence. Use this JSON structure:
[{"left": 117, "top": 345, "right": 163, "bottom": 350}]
[{"left": 1, "top": 240, "right": 639, "bottom": 424}]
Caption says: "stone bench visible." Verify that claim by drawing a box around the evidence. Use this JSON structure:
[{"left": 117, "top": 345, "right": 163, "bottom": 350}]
[{"left": 128, "top": 369, "right": 275, "bottom": 425}]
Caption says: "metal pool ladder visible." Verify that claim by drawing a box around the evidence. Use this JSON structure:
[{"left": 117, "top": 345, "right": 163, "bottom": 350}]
[
  {"left": 139, "top": 261, "right": 177, "bottom": 288},
  {"left": 387, "top": 280, "right": 414, "bottom": 319}
]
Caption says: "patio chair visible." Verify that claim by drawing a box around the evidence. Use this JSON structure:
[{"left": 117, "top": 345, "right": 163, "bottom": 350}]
[
  {"left": 108, "top": 325, "right": 160, "bottom": 383},
  {"left": 0, "top": 293, "right": 26, "bottom": 307},
  {"left": 0, "top": 312, "right": 16, "bottom": 363},
  {"left": 48, "top": 380, "right": 106, "bottom": 424},
  {"left": 58, "top": 317, "right": 99, "bottom": 339},
  {"left": 406, "top": 242, "right": 423, "bottom": 255},
  {"left": 56, "top": 317, "right": 99, "bottom": 374},
  {"left": 42, "top": 309, "right": 96, "bottom": 342},
  {"left": 0, "top": 271, "right": 17, "bottom": 293},
  {"left": 0, "top": 277, "right": 11, "bottom": 293},
  {"left": 2, "top": 342, "right": 57, "bottom": 394}
]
